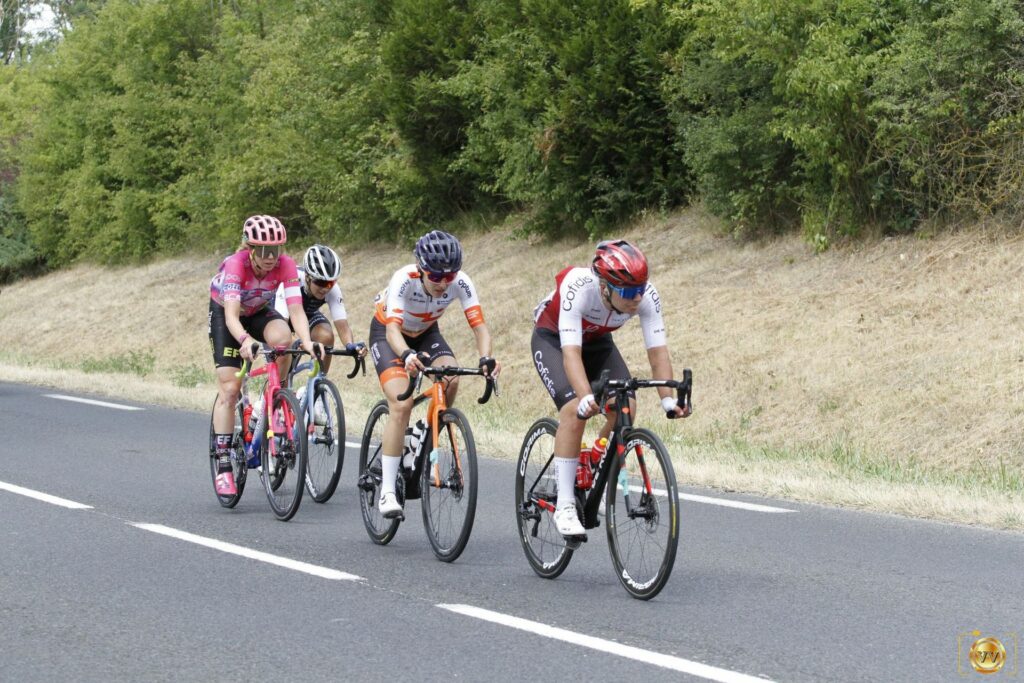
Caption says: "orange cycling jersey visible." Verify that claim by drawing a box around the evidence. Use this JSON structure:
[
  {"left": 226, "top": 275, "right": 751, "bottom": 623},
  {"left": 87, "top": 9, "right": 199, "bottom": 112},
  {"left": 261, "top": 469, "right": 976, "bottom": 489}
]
[{"left": 374, "top": 265, "right": 485, "bottom": 336}]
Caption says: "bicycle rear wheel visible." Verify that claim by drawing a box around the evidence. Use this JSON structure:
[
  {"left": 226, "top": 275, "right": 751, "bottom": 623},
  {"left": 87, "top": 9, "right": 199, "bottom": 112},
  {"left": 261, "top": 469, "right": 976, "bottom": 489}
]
[
  {"left": 305, "top": 379, "right": 345, "bottom": 503},
  {"left": 605, "top": 427, "right": 679, "bottom": 600},
  {"left": 357, "top": 401, "right": 400, "bottom": 544},
  {"left": 515, "top": 417, "right": 573, "bottom": 579},
  {"left": 420, "top": 408, "right": 478, "bottom": 562},
  {"left": 259, "top": 389, "right": 306, "bottom": 521},
  {"left": 208, "top": 397, "right": 247, "bottom": 508}
]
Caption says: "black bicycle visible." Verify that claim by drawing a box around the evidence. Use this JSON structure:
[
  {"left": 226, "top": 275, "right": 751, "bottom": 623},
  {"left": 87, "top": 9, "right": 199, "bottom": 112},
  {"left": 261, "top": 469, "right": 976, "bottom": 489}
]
[
  {"left": 357, "top": 362, "right": 497, "bottom": 562},
  {"left": 286, "top": 343, "right": 366, "bottom": 503},
  {"left": 515, "top": 369, "right": 692, "bottom": 600}
]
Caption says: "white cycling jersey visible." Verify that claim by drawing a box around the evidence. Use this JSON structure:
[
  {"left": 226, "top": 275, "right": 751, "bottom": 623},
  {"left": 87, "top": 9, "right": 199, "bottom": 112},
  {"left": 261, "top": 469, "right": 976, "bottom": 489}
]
[
  {"left": 373, "top": 264, "right": 485, "bottom": 336},
  {"left": 273, "top": 267, "right": 348, "bottom": 322},
  {"left": 534, "top": 266, "right": 666, "bottom": 348}
]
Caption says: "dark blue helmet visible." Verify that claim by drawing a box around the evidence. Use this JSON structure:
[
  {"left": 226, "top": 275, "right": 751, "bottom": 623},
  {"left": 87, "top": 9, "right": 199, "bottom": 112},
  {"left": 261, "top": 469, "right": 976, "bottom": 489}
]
[{"left": 414, "top": 230, "right": 462, "bottom": 273}]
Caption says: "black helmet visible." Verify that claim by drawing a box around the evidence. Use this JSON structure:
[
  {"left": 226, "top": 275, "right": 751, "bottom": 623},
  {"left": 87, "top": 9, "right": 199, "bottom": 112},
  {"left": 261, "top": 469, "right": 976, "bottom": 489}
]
[
  {"left": 303, "top": 244, "right": 341, "bottom": 281},
  {"left": 414, "top": 230, "right": 462, "bottom": 273}
]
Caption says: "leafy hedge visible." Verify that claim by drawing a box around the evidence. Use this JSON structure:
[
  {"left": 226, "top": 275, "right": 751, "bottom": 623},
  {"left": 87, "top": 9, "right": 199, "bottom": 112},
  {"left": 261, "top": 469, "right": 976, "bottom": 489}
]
[{"left": 1, "top": 0, "right": 1022, "bottom": 269}]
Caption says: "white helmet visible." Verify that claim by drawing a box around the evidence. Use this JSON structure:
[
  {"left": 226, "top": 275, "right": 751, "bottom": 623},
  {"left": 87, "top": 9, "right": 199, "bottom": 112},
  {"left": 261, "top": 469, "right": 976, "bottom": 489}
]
[{"left": 303, "top": 244, "right": 341, "bottom": 281}]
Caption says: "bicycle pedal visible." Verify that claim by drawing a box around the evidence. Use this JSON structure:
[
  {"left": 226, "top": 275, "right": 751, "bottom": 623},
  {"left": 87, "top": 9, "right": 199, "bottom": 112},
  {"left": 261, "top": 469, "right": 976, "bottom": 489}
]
[{"left": 564, "top": 534, "right": 587, "bottom": 548}]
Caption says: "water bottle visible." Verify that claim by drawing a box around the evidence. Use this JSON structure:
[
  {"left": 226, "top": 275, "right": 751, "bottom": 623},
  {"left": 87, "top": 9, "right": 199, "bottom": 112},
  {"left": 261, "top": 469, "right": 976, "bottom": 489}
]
[
  {"left": 576, "top": 442, "right": 593, "bottom": 490},
  {"left": 590, "top": 437, "right": 608, "bottom": 465},
  {"left": 249, "top": 397, "right": 265, "bottom": 438},
  {"left": 243, "top": 404, "right": 254, "bottom": 442},
  {"left": 403, "top": 419, "right": 427, "bottom": 469}
]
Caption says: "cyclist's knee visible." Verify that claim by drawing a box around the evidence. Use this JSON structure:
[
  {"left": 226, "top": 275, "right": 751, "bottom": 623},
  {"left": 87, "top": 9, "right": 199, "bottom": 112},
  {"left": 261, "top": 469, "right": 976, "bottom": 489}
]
[
  {"left": 311, "top": 324, "right": 333, "bottom": 346},
  {"left": 387, "top": 397, "right": 413, "bottom": 420}
]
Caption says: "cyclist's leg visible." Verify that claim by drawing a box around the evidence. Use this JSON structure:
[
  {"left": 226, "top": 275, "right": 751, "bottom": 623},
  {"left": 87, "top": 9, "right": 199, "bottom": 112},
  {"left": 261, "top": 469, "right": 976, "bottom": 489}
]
[
  {"left": 247, "top": 307, "right": 293, "bottom": 378},
  {"left": 209, "top": 301, "right": 244, "bottom": 492},
  {"left": 419, "top": 325, "right": 458, "bottom": 405},
  {"left": 588, "top": 336, "right": 636, "bottom": 441},
  {"left": 532, "top": 328, "right": 587, "bottom": 536},
  {"left": 308, "top": 315, "right": 334, "bottom": 373},
  {"left": 369, "top": 319, "right": 414, "bottom": 517}
]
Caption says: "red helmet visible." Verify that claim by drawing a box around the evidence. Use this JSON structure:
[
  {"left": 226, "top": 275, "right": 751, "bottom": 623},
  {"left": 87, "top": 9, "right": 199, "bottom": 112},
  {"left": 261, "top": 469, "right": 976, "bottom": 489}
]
[
  {"left": 591, "top": 239, "right": 648, "bottom": 287},
  {"left": 242, "top": 215, "right": 287, "bottom": 245}
]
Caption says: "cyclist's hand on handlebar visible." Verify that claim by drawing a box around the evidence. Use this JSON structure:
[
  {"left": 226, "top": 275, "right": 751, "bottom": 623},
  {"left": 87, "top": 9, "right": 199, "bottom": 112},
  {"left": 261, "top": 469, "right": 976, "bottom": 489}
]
[
  {"left": 402, "top": 348, "right": 426, "bottom": 374},
  {"left": 662, "top": 396, "right": 691, "bottom": 419},
  {"left": 347, "top": 342, "right": 368, "bottom": 359},
  {"left": 240, "top": 341, "right": 258, "bottom": 363},
  {"left": 479, "top": 356, "right": 501, "bottom": 378},
  {"left": 576, "top": 393, "right": 601, "bottom": 419},
  {"left": 301, "top": 339, "right": 324, "bottom": 360}
]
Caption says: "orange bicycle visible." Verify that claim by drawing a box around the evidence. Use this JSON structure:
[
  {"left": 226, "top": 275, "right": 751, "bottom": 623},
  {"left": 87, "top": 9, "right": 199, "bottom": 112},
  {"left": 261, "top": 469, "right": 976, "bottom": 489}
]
[{"left": 356, "top": 361, "right": 497, "bottom": 561}]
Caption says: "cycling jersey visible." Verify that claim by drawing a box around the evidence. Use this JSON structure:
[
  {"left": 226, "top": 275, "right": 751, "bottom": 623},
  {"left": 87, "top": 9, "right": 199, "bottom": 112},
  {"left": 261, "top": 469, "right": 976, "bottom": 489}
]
[
  {"left": 373, "top": 265, "right": 485, "bottom": 336},
  {"left": 534, "top": 266, "right": 666, "bottom": 348},
  {"left": 273, "top": 267, "right": 348, "bottom": 322},
  {"left": 210, "top": 249, "right": 301, "bottom": 317}
]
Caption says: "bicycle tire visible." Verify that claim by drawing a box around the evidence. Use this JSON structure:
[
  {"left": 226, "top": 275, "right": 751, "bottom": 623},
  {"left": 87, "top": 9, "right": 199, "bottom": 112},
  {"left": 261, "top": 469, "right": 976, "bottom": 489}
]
[
  {"left": 305, "top": 378, "right": 345, "bottom": 503},
  {"left": 357, "top": 400, "right": 400, "bottom": 544},
  {"left": 259, "top": 389, "right": 306, "bottom": 521},
  {"left": 515, "top": 417, "right": 573, "bottom": 579},
  {"left": 420, "top": 408, "right": 478, "bottom": 562},
  {"left": 605, "top": 427, "right": 679, "bottom": 600},
  {"left": 208, "top": 397, "right": 247, "bottom": 508}
]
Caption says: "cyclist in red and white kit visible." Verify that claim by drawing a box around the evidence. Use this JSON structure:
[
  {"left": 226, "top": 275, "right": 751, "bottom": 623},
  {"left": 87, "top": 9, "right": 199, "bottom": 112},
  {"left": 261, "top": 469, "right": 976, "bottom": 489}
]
[
  {"left": 369, "top": 230, "right": 501, "bottom": 519},
  {"left": 531, "top": 239, "right": 689, "bottom": 538},
  {"left": 208, "top": 215, "right": 321, "bottom": 496}
]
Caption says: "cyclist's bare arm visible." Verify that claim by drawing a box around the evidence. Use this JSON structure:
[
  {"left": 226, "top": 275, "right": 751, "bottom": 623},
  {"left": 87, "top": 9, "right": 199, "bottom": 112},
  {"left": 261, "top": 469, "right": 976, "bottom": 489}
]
[
  {"left": 470, "top": 322, "right": 501, "bottom": 377},
  {"left": 647, "top": 344, "right": 689, "bottom": 417}
]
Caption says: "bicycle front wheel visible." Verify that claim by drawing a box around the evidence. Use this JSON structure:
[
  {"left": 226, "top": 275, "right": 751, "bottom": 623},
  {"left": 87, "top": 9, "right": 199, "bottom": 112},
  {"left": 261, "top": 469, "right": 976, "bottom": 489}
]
[
  {"left": 420, "top": 408, "right": 478, "bottom": 562},
  {"left": 605, "top": 427, "right": 680, "bottom": 600},
  {"left": 357, "top": 401, "right": 400, "bottom": 544},
  {"left": 208, "top": 397, "right": 247, "bottom": 508},
  {"left": 515, "top": 417, "right": 573, "bottom": 579},
  {"left": 259, "top": 389, "right": 307, "bottom": 521},
  {"left": 305, "top": 379, "right": 345, "bottom": 503}
]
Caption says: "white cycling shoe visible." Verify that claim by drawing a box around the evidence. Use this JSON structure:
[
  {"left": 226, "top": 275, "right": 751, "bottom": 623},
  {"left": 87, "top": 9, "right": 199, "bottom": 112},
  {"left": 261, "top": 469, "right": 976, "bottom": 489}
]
[
  {"left": 378, "top": 491, "right": 404, "bottom": 519},
  {"left": 313, "top": 398, "right": 329, "bottom": 426},
  {"left": 553, "top": 504, "right": 586, "bottom": 539}
]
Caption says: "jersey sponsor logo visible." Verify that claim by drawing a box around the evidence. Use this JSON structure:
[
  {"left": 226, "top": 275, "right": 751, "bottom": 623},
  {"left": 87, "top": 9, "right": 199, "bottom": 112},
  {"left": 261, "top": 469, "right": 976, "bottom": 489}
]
[
  {"left": 649, "top": 288, "right": 661, "bottom": 314},
  {"left": 533, "top": 350, "right": 557, "bottom": 398},
  {"left": 398, "top": 279, "right": 410, "bottom": 297},
  {"left": 561, "top": 274, "right": 592, "bottom": 311},
  {"left": 222, "top": 347, "right": 239, "bottom": 358},
  {"left": 370, "top": 343, "right": 382, "bottom": 363},
  {"left": 457, "top": 278, "right": 472, "bottom": 300}
]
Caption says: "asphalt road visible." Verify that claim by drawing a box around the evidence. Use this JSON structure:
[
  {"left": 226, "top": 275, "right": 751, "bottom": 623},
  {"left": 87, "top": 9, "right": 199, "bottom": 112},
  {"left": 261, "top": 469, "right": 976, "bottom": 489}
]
[{"left": 1, "top": 381, "right": 1021, "bottom": 682}]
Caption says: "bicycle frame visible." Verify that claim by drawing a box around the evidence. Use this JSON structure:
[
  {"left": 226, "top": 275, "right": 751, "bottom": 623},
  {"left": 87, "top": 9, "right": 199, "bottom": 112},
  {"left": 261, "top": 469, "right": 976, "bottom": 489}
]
[
  {"left": 396, "top": 365, "right": 498, "bottom": 486},
  {"left": 288, "top": 343, "right": 366, "bottom": 434},
  {"left": 236, "top": 345, "right": 306, "bottom": 467}
]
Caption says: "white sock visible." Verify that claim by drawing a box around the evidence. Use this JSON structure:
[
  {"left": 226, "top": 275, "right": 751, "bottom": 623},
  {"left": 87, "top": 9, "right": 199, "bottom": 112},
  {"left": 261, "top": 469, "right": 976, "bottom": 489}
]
[
  {"left": 381, "top": 454, "right": 401, "bottom": 496},
  {"left": 555, "top": 457, "right": 576, "bottom": 509}
]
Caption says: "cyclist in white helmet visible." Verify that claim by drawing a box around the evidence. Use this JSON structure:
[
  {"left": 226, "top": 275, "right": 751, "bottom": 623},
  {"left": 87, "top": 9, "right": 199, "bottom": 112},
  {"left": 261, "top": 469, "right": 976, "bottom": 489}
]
[{"left": 274, "top": 244, "right": 367, "bottom": 374}]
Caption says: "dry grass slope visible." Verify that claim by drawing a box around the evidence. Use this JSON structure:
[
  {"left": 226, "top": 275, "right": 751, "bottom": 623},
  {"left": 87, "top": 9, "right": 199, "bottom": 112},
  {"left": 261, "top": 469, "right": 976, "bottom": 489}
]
[{"left": 2, "top": 208, "right": 1022, "bottom": 529}]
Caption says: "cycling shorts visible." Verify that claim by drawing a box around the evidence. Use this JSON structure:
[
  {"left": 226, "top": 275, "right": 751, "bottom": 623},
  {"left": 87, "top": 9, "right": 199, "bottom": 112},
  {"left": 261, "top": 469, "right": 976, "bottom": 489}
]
[
  {"left": 369, "top": 318, "right": 455, "bottom": 386},
  {"left": 208, "top": 299, "right": 286, "bottom": 369},
  {"left": 531, "top": 327, "right": 634, "bottom": 409}
]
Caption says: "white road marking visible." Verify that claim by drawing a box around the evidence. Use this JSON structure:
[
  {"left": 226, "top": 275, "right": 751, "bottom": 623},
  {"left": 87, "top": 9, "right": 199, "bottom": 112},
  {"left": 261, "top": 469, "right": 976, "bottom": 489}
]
[
  {"left": 680, "top": 492, "right": 794, "bottom": 513},
  {"left": 0, "top": 480, "right": 92, "bottom": 509},
  {"left": 133, "top": 524, "right": 364, "bottom": 581},
  {"left": 345, "top": 441, "right": 360, "bottom": 449},
  {"left": 45, "top": 394, "right": 143, "bottom": 411},
  {"left": 438, "top": 604, "right": 773, "bottom": 683}
]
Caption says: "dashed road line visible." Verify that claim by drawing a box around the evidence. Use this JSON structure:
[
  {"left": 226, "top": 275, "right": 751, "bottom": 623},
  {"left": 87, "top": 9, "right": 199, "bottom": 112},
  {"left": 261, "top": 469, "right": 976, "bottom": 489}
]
[
  {"left": 45, "top": 394, "right": 143, "bottom": 411},
  {"left": 0, "top": 480, "right": 92, "bottom": 509}
]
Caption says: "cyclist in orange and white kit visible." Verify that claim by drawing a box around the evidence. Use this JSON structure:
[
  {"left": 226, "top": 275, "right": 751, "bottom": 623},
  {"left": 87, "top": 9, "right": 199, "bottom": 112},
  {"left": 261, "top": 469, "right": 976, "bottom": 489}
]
[
  {"left": 208, "top": 216, "right": 321, "bottom": 496},
  {"left": 531, "top": 239, "right": 689, "bottom": 539},
  {"left": 369, "top": 230, "right": 501, "bottom": 519}
]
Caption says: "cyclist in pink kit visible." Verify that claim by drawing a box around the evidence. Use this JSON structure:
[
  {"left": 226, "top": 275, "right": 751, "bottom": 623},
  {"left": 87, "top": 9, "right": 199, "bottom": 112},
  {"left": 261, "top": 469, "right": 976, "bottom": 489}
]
[
  {"left": 531, "top": 239, "right": 690, "bottom": 539},
  {"left": 208, "top": 215, "right": 321, "bottom": 496}
]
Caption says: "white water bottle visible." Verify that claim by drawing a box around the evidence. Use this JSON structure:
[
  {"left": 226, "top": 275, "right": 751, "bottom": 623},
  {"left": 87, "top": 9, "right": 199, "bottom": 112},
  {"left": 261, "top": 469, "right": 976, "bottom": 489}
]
[{"left": 403, "top": 419, "right": 427, "bottom": 469}]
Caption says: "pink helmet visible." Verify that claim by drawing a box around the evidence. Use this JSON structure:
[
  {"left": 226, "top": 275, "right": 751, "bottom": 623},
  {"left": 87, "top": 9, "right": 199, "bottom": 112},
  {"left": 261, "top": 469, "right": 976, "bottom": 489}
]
[{"left": 242, "top": 215, "right": 287, "bottom": 245}]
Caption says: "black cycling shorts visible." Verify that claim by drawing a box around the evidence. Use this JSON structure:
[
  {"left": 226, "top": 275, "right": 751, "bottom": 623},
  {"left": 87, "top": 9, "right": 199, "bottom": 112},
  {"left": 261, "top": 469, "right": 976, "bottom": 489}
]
[
  {"left": 369, "top": 318, "right": 455, "bottom": 385},
  {"left": 208, "top": 299, "right": 286, "bottom": 369},
  {"left": 531, "top": 327, "right": 633, "bottom": 409}
]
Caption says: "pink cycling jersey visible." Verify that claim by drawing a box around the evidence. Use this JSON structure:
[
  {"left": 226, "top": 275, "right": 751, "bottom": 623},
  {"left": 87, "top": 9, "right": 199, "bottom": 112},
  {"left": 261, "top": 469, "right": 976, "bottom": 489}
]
[
  {"left": 210, "top": 249, "right": 302, "bottom": 317},
  {"left": 534, "top": 266, "right": 667, "bottom": 348}
]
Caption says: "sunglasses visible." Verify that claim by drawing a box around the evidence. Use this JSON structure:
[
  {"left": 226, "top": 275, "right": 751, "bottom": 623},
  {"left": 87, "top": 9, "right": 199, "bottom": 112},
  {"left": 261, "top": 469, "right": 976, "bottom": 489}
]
[
  {"left": 310, "top": 278, "right": 335, "bottom": 289},
  {"left": 250, "top": 244, "right": 282, "bottom": 259},
  {"left": 421, "top": 269, "right": 457, "bottom": 284},
  {"left": 607, "top": 282, "right": 646, "bottom": 299}
]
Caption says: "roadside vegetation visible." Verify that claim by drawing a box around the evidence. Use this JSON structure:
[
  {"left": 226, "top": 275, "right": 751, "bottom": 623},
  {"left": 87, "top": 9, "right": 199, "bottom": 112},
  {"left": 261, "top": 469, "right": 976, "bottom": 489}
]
[{"left": 0, "top": 1, "right": 1023, "bottom": 528}]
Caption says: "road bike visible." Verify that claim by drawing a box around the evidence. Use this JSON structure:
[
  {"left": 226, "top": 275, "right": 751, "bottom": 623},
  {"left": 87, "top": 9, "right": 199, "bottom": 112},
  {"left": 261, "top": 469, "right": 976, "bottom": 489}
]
[
  {"left": 286, "top": 342, "right": 366, "bottom": 503},
  {"left": 357, "top": 360, "right": 497, "bottom": 561},
  {"left": 207, "top": 344, "right": 310, "bottom": 521},
  {"left": 515, "top": 369, "right": 692, "bottom": 599}
]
